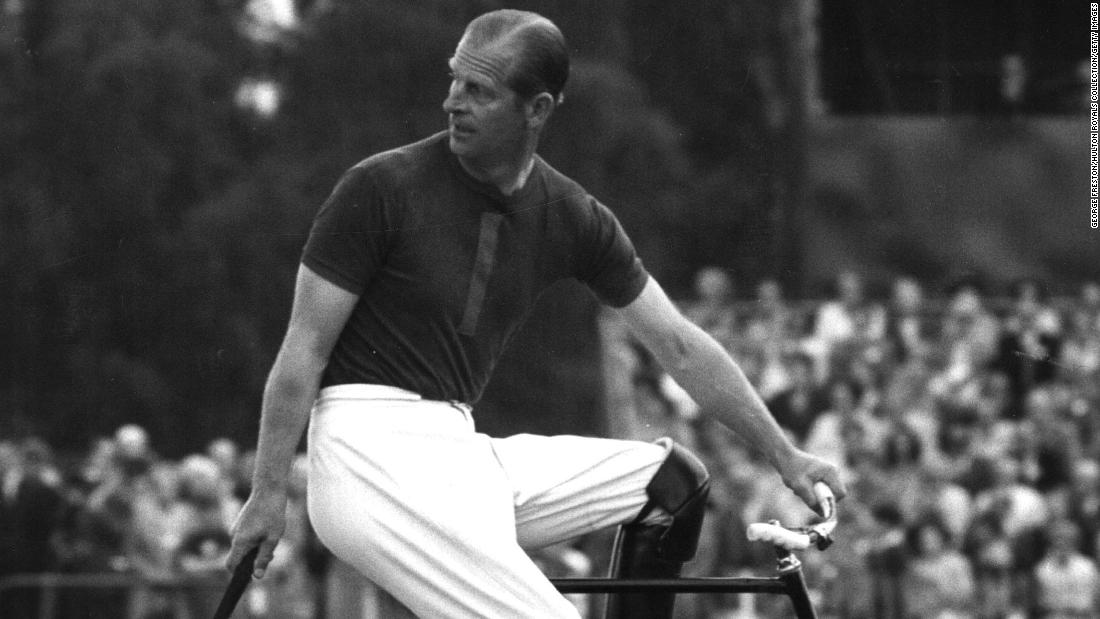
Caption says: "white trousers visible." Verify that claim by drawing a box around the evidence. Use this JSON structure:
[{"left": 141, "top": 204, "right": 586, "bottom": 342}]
[{"left": 306, "top": 384, "right": 670, "bottom": 619}]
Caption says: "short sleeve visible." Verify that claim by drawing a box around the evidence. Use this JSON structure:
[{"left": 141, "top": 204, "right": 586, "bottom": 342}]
[
  {"left": 301, "top": 165, "right": 393, "bottom": 295},
  {"left": 575, "top": 198, "right": 649, "bottom": 307}
]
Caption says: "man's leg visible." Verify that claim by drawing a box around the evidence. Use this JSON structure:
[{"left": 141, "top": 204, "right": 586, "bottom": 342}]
[
  {"left": 307, "top": 399, "right": 580, "bottom": 619},
  {"left": 494, "top": 435, "right": 710, "bottom": 619}
]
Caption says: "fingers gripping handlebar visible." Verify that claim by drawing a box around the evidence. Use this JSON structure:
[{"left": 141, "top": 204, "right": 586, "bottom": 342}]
[{"left": 745, "top": 482, "right": 838, "bottom": 552}]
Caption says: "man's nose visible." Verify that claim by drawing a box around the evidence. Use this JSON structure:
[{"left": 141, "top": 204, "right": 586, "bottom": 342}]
[{"left": 442, "top": 83, "right": 465, "bottom": 114}]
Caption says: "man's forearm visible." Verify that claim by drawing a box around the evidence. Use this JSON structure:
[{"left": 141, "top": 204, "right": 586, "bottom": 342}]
[
  {"left": 655, "top": 324, "right": 795, "bottom": 468},
  {"left": 250, "top": 352, "right": 324, "bottom": 494}
]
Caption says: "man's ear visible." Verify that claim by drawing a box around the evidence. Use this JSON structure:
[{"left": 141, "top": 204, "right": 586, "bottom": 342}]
[{"left": 526, "top": 92, "right": 556, "bottom": 129}]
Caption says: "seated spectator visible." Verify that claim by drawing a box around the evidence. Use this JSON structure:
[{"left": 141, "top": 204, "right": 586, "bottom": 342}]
[
  {"left": 902, "top": 515, "right": 975, "bottom": 619},
  {"left": 1034, "top": 520, "right": 1099, "bottom": 618}
]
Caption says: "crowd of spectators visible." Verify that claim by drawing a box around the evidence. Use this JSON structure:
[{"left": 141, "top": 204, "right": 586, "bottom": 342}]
[
  {"left": 2, "top": 270, "right": 1099, "bottom": 618},
  {"left": 0, "top": 425, "right": 321, "bottom": 618},
  {"left": 625, "top": 269, "right": 1100, "bottom": 618}
]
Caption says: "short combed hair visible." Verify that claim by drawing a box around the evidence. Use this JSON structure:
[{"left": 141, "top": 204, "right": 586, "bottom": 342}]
[{"left": 464, "top": 9, "right": 569, "bottom": 103}]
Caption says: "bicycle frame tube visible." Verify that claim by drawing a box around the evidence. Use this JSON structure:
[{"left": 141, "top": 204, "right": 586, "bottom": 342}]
[
  {"left": 550, "top": 576, "right": 789, "bottom": 594},
  {"left": 551, "top": 551, "right": 819, "bottom": 619},
  {"left": 776, "top": 549, "right": 818, "bottom": 619}
]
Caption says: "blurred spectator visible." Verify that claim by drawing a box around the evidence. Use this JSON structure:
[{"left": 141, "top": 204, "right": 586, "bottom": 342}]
[
  {"left": 114, "top": 424, "right": 155, "bottom": 479},
  {"left": 866, "top": 503, "right": 908, "bottom": 619},
  {"left": 1066, "top": 459, "right": 1100, "bottom": 561},
  {"left": 1059, "top": 303, "right": 1100, "bottom": 387},
  {"left": 884, "top": 276, "right": 931, "bottom": 364},
  {"left": 743, "top": 278, "right": 797, "bottom": 343},
  {"left": 804, "top": 270, "right": 885, "bottom": 383},
  {"left": 764, "top": 352, "right": 829, "bottom": 445},
  {"left": 1021, "top": 387, "right": 1082, "bottom": 492},
  {"left": 934, "top": 372, "right": 1016, "bottom": 484},
  {"left": 127, "top": 461, "right": 189, "bottom": 618},
  {"left": 803, "top": 379, "right": 885, "bottom": 475},
  {"left": 683, "top": 266, "right": 738, "bottom": 350},
  {"left": 870, "top": 423, "right": 932, "bottom": 523},
  {"left": 174, "top": 454, "right": 239, "bottom": 617},
  {"left": 913, "top": 469, "right": 974, "bottom": 556},
  {"left": 1033, "top": 520, "right": 1099, "bottom": 618},
  {"left": 962, "top": 510, "right": 1016, "bottom": 619},
  {"left": 1077, "top": 280, "right": 1100, "bottom": 331},
  {"left": 206, "top": 437, "right": 240, "bottom": 495},
  {"left": 995, "top": 279, "right": 1063, "bottom": 416},
  {"left": 972, "top": 458, "right": 1047, "bottom": 540},
  {"left": 0, "top": 438, "right": 65, "bottom": 618},
  {"left": 742, "top": 278, "right": 800, "bottom": 399},
  {"left": 901, "top": 515, "right": 975, "bottom": 619},
  {"left": 936, "top": 281, "right": 1001, "bottom": 393}
]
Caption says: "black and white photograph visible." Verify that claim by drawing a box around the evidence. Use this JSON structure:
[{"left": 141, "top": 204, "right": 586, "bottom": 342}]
[{"left": 1, "top": 1, "right": 1096, "bottom": 617}]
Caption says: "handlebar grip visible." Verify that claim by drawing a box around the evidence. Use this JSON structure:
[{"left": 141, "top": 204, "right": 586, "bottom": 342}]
[
  {"left": 745, "top": 482, "right": 839, "bottom": 552},
  {"left": 746, "top": 522, "right": 812, "bottom": 551}
]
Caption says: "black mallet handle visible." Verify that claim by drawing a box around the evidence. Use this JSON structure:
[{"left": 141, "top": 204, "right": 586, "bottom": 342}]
[{"left": 212, "top": 547, "right": 259, "bottom": 619}]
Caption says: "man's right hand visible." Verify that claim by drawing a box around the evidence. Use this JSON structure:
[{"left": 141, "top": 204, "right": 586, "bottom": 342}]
[{"left": 226, "top": 490, "right": 288, "bottom": 579}]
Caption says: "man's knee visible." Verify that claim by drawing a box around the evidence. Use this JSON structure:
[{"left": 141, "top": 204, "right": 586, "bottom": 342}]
[
  {"left": 636, "top": 440, "right": 711, "bottom": 560},
  {"left": 605, "top": 441, "right": 710, "bottom": 619}
]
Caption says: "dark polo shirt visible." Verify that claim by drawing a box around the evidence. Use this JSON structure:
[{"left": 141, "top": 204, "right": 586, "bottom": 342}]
[{"left": 302, "top": 131, "right": 648, "bottom": 404}]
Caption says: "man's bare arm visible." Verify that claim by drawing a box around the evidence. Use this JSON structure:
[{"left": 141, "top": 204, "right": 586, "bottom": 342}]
[
  {"left": 226, "top": 264, "right": 359, "bottom": 578},
  {"left": 617, "top": 277, "right": 846, "bottom": 507}
]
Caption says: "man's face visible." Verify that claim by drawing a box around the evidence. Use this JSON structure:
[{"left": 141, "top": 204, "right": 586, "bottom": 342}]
[{"left": 442, "top": 38, "right": 530, "bottom": 164}]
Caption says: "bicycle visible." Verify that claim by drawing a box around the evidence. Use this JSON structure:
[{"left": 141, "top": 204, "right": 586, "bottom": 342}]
[
  {"left": 549, "top": 482, "right": 839, "bottom": 619},
  {"left": 214, "top": 483, "right": 838, "bottom": 619}
]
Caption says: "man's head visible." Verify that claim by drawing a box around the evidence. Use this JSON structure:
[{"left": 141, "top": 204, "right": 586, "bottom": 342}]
[
  {"left": 461, "top": 10, "right": 568, "bottom": 104},
  {"left": 443, "top": 10, "right": 568, "bottom": 163}
]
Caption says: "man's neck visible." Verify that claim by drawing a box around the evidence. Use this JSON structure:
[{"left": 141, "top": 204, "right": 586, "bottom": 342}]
[{"left": 458, "top": 146, "right": 537, "bottom": 196}]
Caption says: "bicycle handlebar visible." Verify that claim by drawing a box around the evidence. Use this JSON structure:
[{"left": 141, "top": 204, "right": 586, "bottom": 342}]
[{"left": 745, "top": 482, "right": 837, "bottom": 552}]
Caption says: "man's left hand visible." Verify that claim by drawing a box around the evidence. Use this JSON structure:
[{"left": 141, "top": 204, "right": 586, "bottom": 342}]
[{"left": 776, "top": 450, "right": 846, "bottom": 515}]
